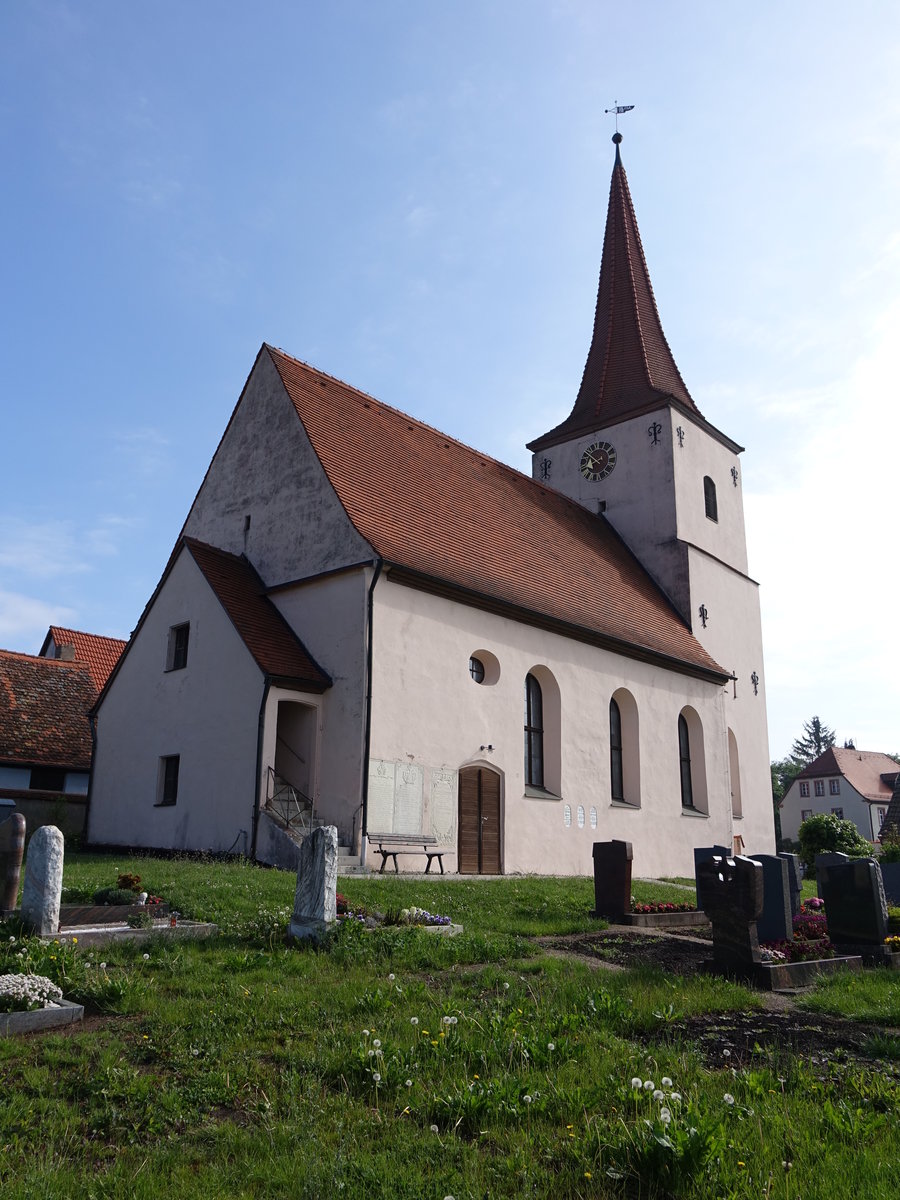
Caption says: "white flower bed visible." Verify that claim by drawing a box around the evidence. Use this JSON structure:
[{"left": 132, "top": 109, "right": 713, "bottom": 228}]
[{"left": 0, "top": 973, "right": 63, "bottom": 1013}]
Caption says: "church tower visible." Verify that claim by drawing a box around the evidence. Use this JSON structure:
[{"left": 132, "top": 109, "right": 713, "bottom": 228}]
[{"left": 528, "top": 132, "right": 770, "bottom": 836}]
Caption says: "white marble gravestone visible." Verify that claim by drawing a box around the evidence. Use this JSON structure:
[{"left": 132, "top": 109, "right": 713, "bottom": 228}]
[
  {"left": 289, "top": 825, "right": 338, "bottom": 941},
  {"left": 20, "top": 825, "right": 64, "bottom": 936}
]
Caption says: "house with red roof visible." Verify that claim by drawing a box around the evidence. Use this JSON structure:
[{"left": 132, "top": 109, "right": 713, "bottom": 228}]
[
  {"left": 0, "top": 628, "right": 125, "bottom": 837},
  {"left": 780, "top": 747, "right": 900, "bottom": 844},
  {"left": 87, "top": 135, "right": 773, "bottom": 875}
]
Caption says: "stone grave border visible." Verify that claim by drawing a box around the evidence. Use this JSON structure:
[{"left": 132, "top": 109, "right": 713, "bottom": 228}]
[{"left": 0, "top": 998, "right": 84, "bottom": 1037}]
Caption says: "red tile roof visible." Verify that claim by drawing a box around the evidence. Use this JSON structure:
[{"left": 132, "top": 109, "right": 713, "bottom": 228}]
[
  {"left": 184, "top": 539, "right": 331, "bottom": 690},
  {"left": 528, "top": 140, "right": 738, "bottom": 453},
  {"left": 0, "top": 650, "right": 96, "bottom": 771},
  {"left": 268, "top": 347, "right": 726, "bottom": 680},
  {"left": 797, "top": 747, "right": 900, "bottom": 803},
  {"left": 42, "top": 627, "right": 126, "bottom": 690}
]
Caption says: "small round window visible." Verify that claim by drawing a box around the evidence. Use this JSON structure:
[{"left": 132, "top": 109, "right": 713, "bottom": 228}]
[{"left": 468, "top": 649, "right": 500, "bottom": 685}]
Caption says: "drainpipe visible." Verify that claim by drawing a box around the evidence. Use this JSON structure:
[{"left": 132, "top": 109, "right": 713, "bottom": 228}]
[
  {"left": 250, "top": 678, "right": 272, "bottom": 861},
  {"left": 359, "top": 558, "right": 383, "bottom": 867},
  {"left": 84, "top": 711, "right": 98, "bottom": 845}
]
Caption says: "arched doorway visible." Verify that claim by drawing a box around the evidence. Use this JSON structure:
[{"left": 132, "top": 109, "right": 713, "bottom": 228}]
[{"left": 458, "top": 766, "right": 501, "bottom": 874}]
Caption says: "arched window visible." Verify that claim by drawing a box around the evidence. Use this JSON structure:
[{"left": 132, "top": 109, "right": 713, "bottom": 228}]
[
  {"left": 728, "top": 728, "right": 743, "bottom": 818},
  {"left": 678, "top": 713, "right": 694, "bottom": 809},
  {"left": 703, "top": 476, "right": 718, "bottom": 522},
  {"left": 524, "top": 673, "right": 544, "bottom": 788},
  {"left": 609, "top": 698, "right": 624, "bottom": 801}
]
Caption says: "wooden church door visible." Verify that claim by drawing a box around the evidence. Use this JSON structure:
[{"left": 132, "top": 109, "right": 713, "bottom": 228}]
[{"left": 458, "top": 766, "right": 501, "bottom": 874}]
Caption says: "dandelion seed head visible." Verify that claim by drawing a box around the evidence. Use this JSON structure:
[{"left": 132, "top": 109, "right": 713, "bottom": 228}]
[
  {"left": 659, "top": 1107, "right": 672, "bottom": 1124},
  {"left": 547, "top": 1042, "right": 555, "bottom": 1051},
  {"left": 722, "top": 1048, "right": 731, "bottom": 1058},
  {"left": 442, "top": 1015, "right": 452, "bottom": 1025},
  {"left": 142, "top": 953, "right": 150, "bottom": 960},
  {"left": 388, "top": 973, "right": 395, "bottom": 981},
  {"left": 523, "top": 1094, "right": 532, "bottom": 1104},
  {"left": 661, "top": 1076, "right": 672, "bottom": 1088},
  {"left": 430, "top": 1124, "right": 439, "bottom": 1134},
  {"left": 643, "top": 1080, "right": 655, "bottom": 1091},
  {"left": 653, "top": 1089, "right": 664, "bottom": 1101},
  {"left": 723, "top": 1093, "right": 735, "bottom": 1106},
  {"left": 410, "top": 1016, "right": 418, "bottom": 1025},
  {"left": 670, "top": 1092, "right": 682, "bottom": 1102},
  {"left": 631, "top": 1077, "right": 642, "bottom": 1090},
  {"left": 372, "top": 1072, "right": 380, "bottom": 1083},
  {"left": 373, "top": 1039, "right": 381, "bottom": 1048},
  {"left": 405, "top": 1079, "right": 413, "bottom": 1088},
  {"left": 362, "top": 1029, "right": 370, "bottom": 1037}
]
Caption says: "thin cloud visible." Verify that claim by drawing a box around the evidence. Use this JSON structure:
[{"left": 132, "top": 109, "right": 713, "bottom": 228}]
[{"left": 0, "top": 589, "right": 77, "bottom": 647}]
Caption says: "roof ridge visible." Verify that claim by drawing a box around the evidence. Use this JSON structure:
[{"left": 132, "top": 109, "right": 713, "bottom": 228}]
[
  {"left": 49, "top": 625, "right": 127, "bottom": 645},
  {"left": 0, "top": 647, "right": 88, "bottom": 667}
]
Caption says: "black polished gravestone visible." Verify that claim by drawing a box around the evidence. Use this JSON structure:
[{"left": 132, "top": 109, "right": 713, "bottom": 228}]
[
  {"left": 750, "top": 854, "right": 792, "bottom": 943},
  {"left": 815, "top": 852, "right": 850, "bottom": 891},
  {"left": 693, "top": 845, "right": 730, "bottom": 911},
  {"left": 778, "top": 852, "right": 802, "bottom": 919},
  {"left": 696, "top": 855, "right": 763, "bottom": 969},
  {"left": 591, "top": 840, "right": 633, "bottom": 919},
  {"left": 880, "top": 861, "right": 900, "bottom": 906},
  {"left": 817, "top": 857, "right": 889, "bottom": 946}
]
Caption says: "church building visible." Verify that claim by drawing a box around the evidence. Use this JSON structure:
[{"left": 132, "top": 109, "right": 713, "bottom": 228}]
[{"left": 87, "top": 136, "right": 774, "bottom": 876}]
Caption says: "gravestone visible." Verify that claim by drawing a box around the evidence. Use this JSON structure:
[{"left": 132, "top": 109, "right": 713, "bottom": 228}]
[
  {"left": 817, "top": 857, "right": 888, "bottom": 946},
  {"left": 289, "top": 825, "right": 338, "bottom": 940},
  {"left": 591, "top": 840, "right": 633, "bottom": 918},
  {"left": 693, "top": 845, "right": 730, "bottom": 910},
  {"left": 815, "top": 852, "right": 849, "bottom": 894},
  {"left": 778, "top": 852, "right": 803, "bottom": 919},
  {"left": 879, "top": 861, "right": 900, "bottom": 906},
  {"left": 695, "top": 855, "right": 763, "bottom": 969},
  {"left": 750, "top": 854, "right": 792, "bottom": 943},
  {"left": 20, "top": 825, "right": 64, "bottom": 936},
  {"left": 0, "top": 812, "right": 26, "bottom": 916}
]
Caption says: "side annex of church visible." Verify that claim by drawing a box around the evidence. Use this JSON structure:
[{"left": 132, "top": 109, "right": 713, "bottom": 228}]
[{"left": 87, "top": 137, "right": 774, "bottom": 876}]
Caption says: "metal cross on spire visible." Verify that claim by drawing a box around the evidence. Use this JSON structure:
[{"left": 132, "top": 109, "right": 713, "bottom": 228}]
[{"left": 604, "top": 101, "right": 635, "bottom": 134}]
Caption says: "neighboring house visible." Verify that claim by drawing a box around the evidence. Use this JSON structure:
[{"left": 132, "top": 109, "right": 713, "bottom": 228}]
[
  {"left": 0, "top": 627, "right": 125, "bottom": 837},
  {"left": 87, "top": 136, "right": 773, "bottom": 876},
  {"left": 780, "top": 747, "right": 900, "bottom": 843}
]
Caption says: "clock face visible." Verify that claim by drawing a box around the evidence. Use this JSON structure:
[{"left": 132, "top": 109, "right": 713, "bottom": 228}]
[{"left": 580, "top": 440, "right": 617, "bottom": 482}]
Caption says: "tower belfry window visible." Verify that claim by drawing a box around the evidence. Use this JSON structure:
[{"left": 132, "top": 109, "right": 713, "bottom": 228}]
[{"left": 703, "top": 476, "right": 718, "bottom": 522}]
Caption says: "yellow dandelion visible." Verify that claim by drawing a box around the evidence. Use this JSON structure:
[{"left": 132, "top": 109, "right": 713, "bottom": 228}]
[
  {"left": 72, "top": 937, "right": 78, "bottom": 944},
  {"left": 584, "top": 1173, "right": 591, "bottom": 1180}
]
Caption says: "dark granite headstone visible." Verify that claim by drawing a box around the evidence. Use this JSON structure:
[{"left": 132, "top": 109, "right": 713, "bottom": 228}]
[
  {"left": 750, "top": 854, "right": 792, "bottom": 942},
  {"left": 817, "top": 857, "right": 889, "bottom": 946},
  {"left": 592, "top": 840, "right": 633, "bottom": 918},
  {"left": 815, "top": 852, "right": 850, "bottom": 894},
  {"left": 696, "top": 855, "right": 763, "bottom": 968},
  {"left": 879, "top": 862, "right": 900, "bottom": 906},
  {"left": 693, "top": 845, "right": 730, "bottom": 911},
  {"left": 778, "top": 852, "right": 802, "bottom": 918},
  {"left": 0, "top": 812, "right": 26, "bottom": 915}
]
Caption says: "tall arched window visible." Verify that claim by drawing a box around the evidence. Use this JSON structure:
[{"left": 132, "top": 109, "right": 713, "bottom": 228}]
[
  {"left": 703, "top": 476, "right": 718, "bottom": 522},
  {"left": 678, "top": 713, "right": 694, "bottom": 809},
  {"left": 524, "top": 673, "right": 544, "bottom": 788},
  {"left": 609, "top": 697, "right": 624, "bottom": 801}
]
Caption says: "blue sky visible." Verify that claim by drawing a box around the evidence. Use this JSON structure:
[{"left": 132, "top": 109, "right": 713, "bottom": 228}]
[{"left": 2, "top": 1, "right": 899, "bottom": 760}]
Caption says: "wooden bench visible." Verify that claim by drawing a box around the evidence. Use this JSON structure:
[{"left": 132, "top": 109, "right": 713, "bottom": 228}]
[{"left": 367, "top": 834, "right": 450, "bottom": 874}]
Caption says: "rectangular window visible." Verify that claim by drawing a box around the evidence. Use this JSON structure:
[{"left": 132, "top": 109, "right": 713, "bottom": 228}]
[
  {"left": 166, "top": 623, "right": 189, "bottom": 671},
  {"left": 814, "top": 780, "right": 825, "bottom": 797},
  {"left": 801, "top": 809, "right": 812, "bottom": 822},
  {"left": 799, "top": 781, "right": 810, "bottom": 797},
  {"left": 831, "top": 807, "right": 844, "bottom": 820},
  {"left": 829, "top": 779, "right": 840, "bottom": 795},
  {"left": 29, "top": 767, "right": 66, "bottom": 792},
  {"left": 156, "top": 755, "right": 180, "bottom": 806},
  {"left": 877, "top": 807, "right": 888, "bottom": 832}
]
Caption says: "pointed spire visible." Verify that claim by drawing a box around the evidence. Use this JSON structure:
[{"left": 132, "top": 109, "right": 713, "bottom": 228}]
[{"left": 529, "top": 136, "right": 705, "bottom": 452}]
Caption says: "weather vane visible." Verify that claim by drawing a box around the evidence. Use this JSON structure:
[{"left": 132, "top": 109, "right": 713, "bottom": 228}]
[{"left": 604, "top": 101, "right": 634, "bottom": 134}]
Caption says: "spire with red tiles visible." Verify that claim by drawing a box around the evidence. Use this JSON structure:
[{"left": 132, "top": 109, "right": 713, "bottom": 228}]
[{"left": 528, "top": 134, "right": 704, "bottom": 452}]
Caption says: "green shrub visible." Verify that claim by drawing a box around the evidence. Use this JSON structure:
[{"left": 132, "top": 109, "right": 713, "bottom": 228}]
[
  {"left": 798, "top": 813, "right": 872, "bottom": 876},
  {"left": 878, "top": 825, "right": 900, "bottom": 864}
]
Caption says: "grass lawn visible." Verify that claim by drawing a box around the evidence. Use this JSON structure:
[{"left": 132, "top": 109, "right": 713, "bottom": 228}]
[{"left": 0, "top": 852, "right": 897, "bottom": 1198}]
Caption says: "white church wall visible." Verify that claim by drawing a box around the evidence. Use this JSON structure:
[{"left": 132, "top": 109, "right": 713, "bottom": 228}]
[
  {"left": 89, "top": 550, "right": 263, "bottom": 853},
  {"left": 684, "top": 547, "right": 773, "bottom": 854},
  {"left": 268, "top": 566, "right": 370, "bottom": 846},
  {"left": 183, "top": 351, "right": 373, "bottom": 587},
  {"left": 369, "top": 574, "right": 750, "bottom": 877}
]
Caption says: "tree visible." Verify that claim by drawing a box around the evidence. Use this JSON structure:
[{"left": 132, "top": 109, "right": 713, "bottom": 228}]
[
  {"left": 797, "top": 812, "right": 872, "bottom": 875},
  {"left": 790, "top": 716, "right": 836, "bottom": 767},
  {"left": 770, "top": 757, "right": 802, "bottom": 843}
]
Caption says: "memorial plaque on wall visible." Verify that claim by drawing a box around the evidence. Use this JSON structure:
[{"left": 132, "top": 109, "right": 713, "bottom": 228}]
[
  {"left": 394, "top": 763, "right": 424, "bottom": 834},
  {"left": 430, "top": 769, "right": 457, "bottom": 842},
  {"left": 367, "top": 760, "right": 396, "bottom": 832}
]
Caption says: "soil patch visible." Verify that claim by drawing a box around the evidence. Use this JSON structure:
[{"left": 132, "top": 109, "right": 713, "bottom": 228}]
[{"left": 540, "top": 929, "right": 712, "bottom": 975}]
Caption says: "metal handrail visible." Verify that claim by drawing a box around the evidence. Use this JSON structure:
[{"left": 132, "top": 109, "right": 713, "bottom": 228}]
[{"left": 265, "top": 767, "right": 315, "bottom": 835}]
